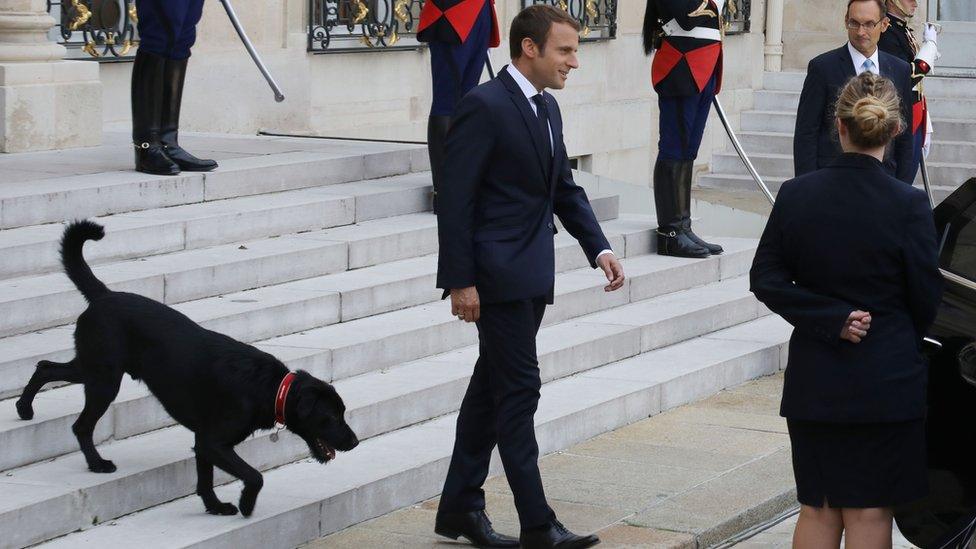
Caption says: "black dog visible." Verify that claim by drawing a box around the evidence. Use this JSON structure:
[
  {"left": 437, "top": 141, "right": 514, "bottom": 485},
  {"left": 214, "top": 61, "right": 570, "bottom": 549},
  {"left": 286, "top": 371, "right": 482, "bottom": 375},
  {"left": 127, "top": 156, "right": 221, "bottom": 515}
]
[{"left": 16, "top": 220, "right": 359, "bottom": 517}]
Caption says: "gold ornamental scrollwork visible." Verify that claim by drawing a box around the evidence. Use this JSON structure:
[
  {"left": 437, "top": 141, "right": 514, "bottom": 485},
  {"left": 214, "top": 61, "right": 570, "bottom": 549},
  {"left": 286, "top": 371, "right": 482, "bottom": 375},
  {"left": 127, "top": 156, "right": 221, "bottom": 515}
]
[
  {"left": 558, "top": 1, "right": 568, "bottom": 11},
  {"left": 68, "top": 0, "right": 93, "bottom": 31},
  {"left": 351, "top": 0, "right": 369, "bottom": 25},
  {"left": 585, "top": 0, "right": 598, "bottom": 19},
  {"left": 393, "top": 0, "right": 410, "bottom": 24},
  {"left": 82, "top": 41, "right": 101, "bottom": 57},
  {"left": 120, "top": 38, "right": 134, "bottom": 55},
  {"left": 128, "top": 2, "right": 139, "bottom": 24}
]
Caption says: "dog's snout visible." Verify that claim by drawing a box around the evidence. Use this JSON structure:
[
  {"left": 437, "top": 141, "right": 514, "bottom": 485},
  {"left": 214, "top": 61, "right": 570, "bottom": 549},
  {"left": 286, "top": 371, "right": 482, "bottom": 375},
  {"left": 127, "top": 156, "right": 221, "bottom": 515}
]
[{"left": 344, "top": 429, "right": 359, "bottom": 451}]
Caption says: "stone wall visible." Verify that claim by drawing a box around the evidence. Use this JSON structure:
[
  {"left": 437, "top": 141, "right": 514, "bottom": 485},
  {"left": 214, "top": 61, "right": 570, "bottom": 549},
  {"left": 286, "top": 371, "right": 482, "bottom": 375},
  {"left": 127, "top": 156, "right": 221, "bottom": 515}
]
[
  {"left": 782, "top": 0, "right": 929, "bottom": 70},
  {"left": 96, "top": 0, "right": 768, "bottom": 187}
]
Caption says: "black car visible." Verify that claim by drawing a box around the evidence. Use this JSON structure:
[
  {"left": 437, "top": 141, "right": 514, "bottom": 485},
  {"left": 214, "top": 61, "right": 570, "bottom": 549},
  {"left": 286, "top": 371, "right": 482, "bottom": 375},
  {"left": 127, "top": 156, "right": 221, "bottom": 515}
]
[{"left": 895, "top": 177, "right": 976, "bottom": 549}]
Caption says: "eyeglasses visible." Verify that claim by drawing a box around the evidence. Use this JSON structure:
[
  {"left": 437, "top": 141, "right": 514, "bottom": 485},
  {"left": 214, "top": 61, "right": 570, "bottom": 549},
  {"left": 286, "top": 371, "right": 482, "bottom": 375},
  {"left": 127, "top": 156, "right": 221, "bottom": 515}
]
[{"left": 846, "top": 19, "right": 882, "bottom": 31}]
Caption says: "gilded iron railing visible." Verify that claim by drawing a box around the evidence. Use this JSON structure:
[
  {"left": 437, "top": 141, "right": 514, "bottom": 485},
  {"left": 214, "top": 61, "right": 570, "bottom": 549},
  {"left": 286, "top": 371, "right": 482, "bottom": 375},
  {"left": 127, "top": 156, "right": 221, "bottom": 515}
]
[
  {"left": 308, "top": 0, "right": 426, "bottom": 52},
  {"left": 723, "top": 0, "right": 751, "bottom": 35},
  {"left": 522, "top": 0, "right": 617, "bottom": 41},
  {"left": 46, "top": 0, "right": 138, "bottom": 60}
]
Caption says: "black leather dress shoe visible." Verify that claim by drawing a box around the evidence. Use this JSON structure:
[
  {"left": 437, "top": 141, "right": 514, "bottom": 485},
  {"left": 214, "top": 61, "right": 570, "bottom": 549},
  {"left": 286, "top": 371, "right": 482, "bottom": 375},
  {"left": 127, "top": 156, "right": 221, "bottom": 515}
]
[
  {"left": 434, "top": 510, "right": 519, "bottom": 548},
  {"left": 520, "top": 519, "right": 600, "bottom": 549}
]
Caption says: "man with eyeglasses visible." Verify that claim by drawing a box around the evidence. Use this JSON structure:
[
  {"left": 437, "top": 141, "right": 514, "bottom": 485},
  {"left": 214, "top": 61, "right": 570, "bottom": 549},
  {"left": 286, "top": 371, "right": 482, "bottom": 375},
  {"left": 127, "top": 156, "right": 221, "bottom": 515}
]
[{"left": 793, "top": 0, "right": 916, "bottom": 183}]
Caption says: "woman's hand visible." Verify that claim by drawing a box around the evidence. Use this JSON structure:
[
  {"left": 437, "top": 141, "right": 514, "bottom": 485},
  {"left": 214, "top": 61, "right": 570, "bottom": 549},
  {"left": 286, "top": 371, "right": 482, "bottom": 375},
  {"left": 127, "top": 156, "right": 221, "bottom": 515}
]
[{"left": 840, "top": 310, "right": 872, "bottom": 343}]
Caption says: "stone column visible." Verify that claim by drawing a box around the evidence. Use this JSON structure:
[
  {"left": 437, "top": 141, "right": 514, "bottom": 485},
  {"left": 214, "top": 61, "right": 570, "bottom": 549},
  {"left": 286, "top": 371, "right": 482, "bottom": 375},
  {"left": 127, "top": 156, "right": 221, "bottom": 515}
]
[
  {"left": 0, "top": 0, "right": 102, "bottom": 152},
  {"left": 764, "top": 0, "right": 784, "bottom": 71}
]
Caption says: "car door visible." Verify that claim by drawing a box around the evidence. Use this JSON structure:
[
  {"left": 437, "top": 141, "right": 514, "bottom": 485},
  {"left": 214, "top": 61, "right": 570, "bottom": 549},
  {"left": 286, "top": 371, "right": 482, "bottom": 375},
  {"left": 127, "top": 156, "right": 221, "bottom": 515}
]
[{"left": 895, "top": 177, "right": 976, "bottom": 549}]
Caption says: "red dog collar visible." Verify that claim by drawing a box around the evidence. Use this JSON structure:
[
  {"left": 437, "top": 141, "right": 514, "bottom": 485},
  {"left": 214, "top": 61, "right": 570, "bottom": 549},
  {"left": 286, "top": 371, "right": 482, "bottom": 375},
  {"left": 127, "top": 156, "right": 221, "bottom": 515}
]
[{"left": 275, "top": 372, "right": 297, "bottom": 426}]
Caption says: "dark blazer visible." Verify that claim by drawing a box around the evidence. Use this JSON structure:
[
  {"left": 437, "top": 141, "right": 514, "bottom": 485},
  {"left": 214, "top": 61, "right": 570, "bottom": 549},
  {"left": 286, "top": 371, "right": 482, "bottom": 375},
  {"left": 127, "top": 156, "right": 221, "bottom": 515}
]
[
  {"left": 750, "top": 153, "right": 942, "bottom": 422},
  {"left": 436, "top": 66, "right": 611, "bottom": 304},
  {"left": 793, "top": 45, "right": 916, "bottom": 183}
]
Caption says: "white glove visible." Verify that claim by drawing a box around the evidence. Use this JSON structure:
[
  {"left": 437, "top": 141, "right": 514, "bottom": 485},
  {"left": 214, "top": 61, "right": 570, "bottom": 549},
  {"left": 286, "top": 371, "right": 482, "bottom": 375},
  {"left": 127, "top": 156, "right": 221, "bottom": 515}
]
[
  {"left": 923, "top": 23, "right": 938, "bottom": 44},
  {"left": 917, "top": 40, "right": 940, "bottom": 66}
]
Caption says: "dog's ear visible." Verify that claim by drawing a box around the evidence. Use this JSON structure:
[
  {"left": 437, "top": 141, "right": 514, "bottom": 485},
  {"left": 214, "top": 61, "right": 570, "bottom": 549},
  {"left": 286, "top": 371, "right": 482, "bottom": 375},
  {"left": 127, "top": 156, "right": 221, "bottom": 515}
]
[{"left": 293, "top": 384, "right": 318, "bottom": 421}]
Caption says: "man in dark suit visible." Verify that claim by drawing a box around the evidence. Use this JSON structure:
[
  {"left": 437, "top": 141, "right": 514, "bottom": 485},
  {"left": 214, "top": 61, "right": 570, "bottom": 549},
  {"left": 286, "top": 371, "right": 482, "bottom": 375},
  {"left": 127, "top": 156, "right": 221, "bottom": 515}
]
[
  {"left": 793, "top": 0, "right": 916, "bottom": 183},
  {"left": 434, "top": 5, "right": 624, "bottom": 549}
]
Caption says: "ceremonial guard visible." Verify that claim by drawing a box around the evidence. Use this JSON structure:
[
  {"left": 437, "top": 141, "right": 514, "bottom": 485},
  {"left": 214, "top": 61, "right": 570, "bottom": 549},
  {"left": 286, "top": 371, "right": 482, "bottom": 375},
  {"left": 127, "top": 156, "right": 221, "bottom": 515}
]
[
  {"left": 417, "top": 0, "right": 500, "bottom": 212},
  {"left": 878, "top": 0, "right": 939, "bottom": 176},
  {"left": 643, "top": 0, "right": 725, "bottom": 258},
  {"left": 132, "top": 0, "right": 217, "bottom": 175}
]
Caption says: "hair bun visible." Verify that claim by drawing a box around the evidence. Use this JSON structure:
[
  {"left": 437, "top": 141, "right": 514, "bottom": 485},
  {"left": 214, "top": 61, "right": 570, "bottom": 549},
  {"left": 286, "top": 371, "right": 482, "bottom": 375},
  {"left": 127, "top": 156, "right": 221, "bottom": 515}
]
[
  {"left": 834, "top": 73, "right": 903, "bottom": 149},
  {"left": 853, "top": 97, "right": 888, "bottom": 123}
]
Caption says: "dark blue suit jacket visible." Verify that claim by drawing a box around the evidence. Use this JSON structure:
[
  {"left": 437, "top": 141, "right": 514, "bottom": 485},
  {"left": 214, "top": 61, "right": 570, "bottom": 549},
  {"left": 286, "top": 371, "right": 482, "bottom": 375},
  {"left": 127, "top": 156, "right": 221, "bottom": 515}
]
[
  {"left": 793, "top": 45, "right": 916, "bottom": 184},
  {"left": 751, "top": 153, "right": 942, "bottom": 422},
  {"left": 436, "top": 66, "right": 611, "bottom": 304}
]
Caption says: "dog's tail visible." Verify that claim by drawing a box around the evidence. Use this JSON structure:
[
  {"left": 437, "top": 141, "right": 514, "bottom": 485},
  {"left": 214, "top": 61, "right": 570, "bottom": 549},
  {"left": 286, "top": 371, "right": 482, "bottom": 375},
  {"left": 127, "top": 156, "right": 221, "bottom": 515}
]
[{"left": 60, "top": 220, "right": 109, "bottom": 302}]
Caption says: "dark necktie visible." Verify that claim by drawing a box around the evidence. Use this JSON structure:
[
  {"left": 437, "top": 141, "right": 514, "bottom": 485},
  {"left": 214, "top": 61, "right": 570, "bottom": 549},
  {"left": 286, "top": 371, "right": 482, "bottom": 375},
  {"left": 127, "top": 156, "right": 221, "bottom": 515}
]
[{"left": 531, "top": 94, "right": 553, "bottom": 163}]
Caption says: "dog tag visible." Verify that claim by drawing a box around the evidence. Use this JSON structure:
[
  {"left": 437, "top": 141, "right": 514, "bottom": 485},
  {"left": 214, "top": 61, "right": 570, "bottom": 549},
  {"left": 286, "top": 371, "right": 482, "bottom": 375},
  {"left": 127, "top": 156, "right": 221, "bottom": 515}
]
[{"left": 270, "top": 431, "right": 279, "bottom": 443}]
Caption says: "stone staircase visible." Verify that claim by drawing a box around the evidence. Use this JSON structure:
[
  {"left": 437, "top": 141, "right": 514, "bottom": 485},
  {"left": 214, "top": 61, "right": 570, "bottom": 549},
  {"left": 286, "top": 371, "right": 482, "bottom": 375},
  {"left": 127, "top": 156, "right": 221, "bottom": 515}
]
[
  {"left": 700, "top": 71, "right": 976, "bottom": 202},
  {"left": 0, "top": 133, "right": 789, "bottom": 548}
]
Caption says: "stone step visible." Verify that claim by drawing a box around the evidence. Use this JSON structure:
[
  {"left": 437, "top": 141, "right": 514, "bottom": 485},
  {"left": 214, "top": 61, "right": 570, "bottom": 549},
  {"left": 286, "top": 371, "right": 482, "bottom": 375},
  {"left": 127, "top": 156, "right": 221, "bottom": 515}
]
[
  {"left": 762, "top": 71, "right": 976, "bottom": 99},
  {"left": 741, "top": 110, "right": 976, "bottom": 142},
  {"left": 29, "top": 315, "right": 791, "bottom": 549},
  {"left": 0, "top": 234, "right": 755, "bottom": 472},
  {"left": 0, "top": 213, "right": 642, "bottom": 402},
  {"left": 0, "top": 172, "right": 432, "bottom": 281},
  {"left": 0, "top": 189, "right": 619, "bottom": 340},
  {"left": 697, "top": 172, "right": 958, "bottom": 204},
  {"left": 735, "top": 131, "right": 976, "bottom": 164},
  {"left": 0, "top": 174, "right": 618, "bottom": 282},
  {"left": 0, "top": 142, "right": 428, "bottom": 230},
  {"left": 711, "top": 151, "right": 975, "bottom": 186},
  {"left": 0, "top": 271, "right": 762, "bottom": 547},
  {"left": 753, "top": 89, "right": 976, "bottom": 119}
]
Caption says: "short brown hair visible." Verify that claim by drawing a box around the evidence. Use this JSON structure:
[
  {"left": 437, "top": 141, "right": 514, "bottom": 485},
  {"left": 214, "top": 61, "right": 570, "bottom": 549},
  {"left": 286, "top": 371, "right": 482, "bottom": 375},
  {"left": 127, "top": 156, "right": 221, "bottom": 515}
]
[
  {"left": 835, "top": 72, "right": 903, "bottom": 148},
  {"left": 846, "top": 0, "right": 887, "bottom": 19},
  {"left": 509, "top": 5, "right": 581, "bottom": 59}
]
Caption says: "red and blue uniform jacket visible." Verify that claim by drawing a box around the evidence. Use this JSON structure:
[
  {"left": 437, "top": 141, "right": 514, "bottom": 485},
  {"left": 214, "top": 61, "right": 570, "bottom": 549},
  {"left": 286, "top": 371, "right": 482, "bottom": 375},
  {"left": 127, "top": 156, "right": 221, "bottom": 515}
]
[
  {"left": 417, "top": 0, "right": 500, "bottom": 47},
  {"left": 645, "top": 0, "right": 724, "bottom": 97}
]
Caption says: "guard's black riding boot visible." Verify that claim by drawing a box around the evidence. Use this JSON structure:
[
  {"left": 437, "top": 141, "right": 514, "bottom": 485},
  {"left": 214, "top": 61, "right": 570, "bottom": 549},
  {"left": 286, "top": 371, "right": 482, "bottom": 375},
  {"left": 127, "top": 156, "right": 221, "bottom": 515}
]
[
  {"left": 675, "top": 160, "right": 723, "bottom": 255},
  {"left": 160, "top": 57, "right": 217, "bottom": 172},
  {"left": 132, "top": 50, "right": 179, "bottom": 175},
  {"left": 654, "top": 159, "right": 709, "bottom": 258},
  {"left": 427, "top": 114, "right": 452, "bottom": 214}
]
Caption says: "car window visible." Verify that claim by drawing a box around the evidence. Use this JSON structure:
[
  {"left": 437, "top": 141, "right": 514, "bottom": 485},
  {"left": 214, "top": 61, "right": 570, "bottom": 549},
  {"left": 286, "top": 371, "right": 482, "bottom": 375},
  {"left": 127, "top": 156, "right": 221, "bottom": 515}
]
[{"left": 941, "top": 202, "right": 976, "bottom": 282}]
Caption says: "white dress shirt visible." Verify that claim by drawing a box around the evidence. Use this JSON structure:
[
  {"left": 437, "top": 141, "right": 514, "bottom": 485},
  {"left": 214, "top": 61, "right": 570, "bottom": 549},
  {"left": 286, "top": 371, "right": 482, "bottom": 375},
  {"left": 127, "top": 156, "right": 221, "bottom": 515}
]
[
  {"left": 505, "top": 64, "right": 614, "bottom": 262},
  {"left": 848, "top": 42, "right": 880, "bottom": 75}
]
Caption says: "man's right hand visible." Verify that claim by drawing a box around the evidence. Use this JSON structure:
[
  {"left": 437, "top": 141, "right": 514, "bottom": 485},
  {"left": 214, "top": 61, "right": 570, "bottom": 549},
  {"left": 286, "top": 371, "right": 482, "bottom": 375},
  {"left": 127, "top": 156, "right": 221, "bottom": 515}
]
[
  {"left": 840, "top": 310, "right": 872, "bottom": 343},
  {"left": 451, "top": 286, "right": 480, "bottom": 323}
]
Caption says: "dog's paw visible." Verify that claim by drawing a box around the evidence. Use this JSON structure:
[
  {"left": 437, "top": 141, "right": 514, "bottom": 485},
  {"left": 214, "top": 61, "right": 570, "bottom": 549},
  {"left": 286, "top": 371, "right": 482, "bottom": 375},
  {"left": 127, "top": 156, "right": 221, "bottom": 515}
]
[
  {"left": 15, "top": 399, "right": 33, "bottom": 421},
  {"left": 206, "top": 502, "right": 238, "bottom": 516},
  {"left": 88, "top": 459, "right": 117, "bottom": 473},
  {"left": 238, "top": 489, "right": 259, "bottom": 517}
]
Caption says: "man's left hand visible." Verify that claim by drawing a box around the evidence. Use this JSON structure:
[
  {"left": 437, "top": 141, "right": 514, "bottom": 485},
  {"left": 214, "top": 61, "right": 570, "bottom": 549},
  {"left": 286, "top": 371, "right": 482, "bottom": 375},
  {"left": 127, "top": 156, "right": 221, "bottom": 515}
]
[{"left": 597, "top": 253, "right": 625, "bottom": 292}]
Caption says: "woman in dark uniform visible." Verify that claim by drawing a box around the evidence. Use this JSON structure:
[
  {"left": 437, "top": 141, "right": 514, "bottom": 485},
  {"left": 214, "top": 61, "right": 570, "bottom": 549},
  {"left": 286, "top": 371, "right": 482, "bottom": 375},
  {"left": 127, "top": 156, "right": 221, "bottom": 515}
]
[{"left": 750, "top": 72, "right": 943, "bottom": 548}]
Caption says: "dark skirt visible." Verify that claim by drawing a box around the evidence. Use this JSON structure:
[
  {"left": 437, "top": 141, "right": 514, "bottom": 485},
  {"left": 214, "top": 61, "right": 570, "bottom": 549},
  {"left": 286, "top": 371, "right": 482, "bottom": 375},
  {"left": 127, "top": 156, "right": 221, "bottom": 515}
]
[{"left": 787, "top": 419, "right": 928, "bottom": 508}]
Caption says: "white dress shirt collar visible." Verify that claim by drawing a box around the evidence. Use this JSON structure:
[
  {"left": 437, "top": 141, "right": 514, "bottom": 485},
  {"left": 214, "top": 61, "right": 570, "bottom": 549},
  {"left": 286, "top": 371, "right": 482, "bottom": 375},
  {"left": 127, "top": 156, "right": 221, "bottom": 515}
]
[
  {"left": 848, "top": 42, "right": 880, "bottom": 75},
  {"left": 507, "top": 63, "right": 543, "bottom": 104}
]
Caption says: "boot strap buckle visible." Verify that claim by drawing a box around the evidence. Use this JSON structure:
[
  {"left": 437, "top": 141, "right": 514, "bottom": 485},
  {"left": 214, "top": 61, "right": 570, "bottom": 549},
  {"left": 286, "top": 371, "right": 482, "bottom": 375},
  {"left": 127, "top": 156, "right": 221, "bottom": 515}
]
[
  {"left": 657, "top": 229, "right": 678, "bottom": 238},
  {"left": 135, "top": 142, "right": 150, "bottom": 149}
]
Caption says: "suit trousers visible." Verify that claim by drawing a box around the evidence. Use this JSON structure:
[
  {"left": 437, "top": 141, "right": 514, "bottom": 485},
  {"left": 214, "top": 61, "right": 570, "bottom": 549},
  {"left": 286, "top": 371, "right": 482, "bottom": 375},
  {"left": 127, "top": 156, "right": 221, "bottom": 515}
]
[
  {"left": 439, "top": 297, "right": 555, "bottom": 529},
  {"left": 135, "top": 0, "right": 205, "bottom": 60}
]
